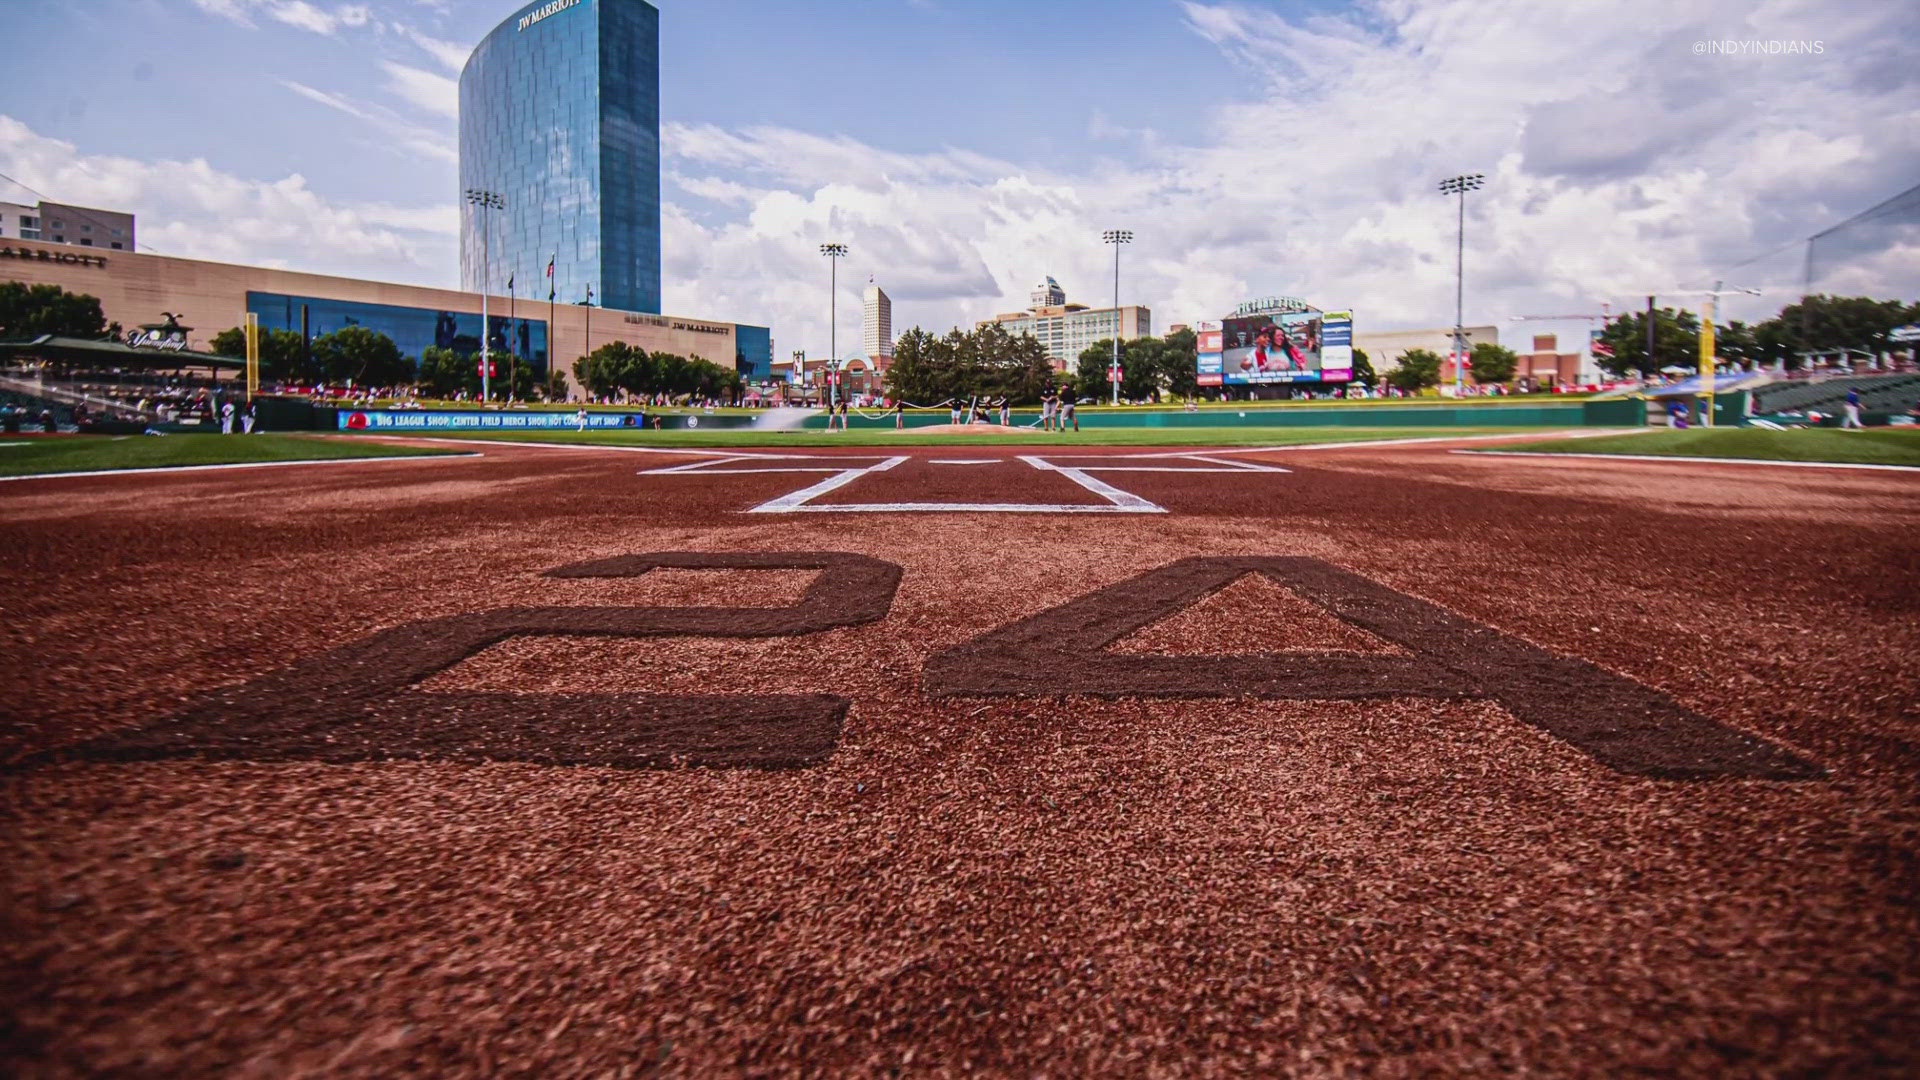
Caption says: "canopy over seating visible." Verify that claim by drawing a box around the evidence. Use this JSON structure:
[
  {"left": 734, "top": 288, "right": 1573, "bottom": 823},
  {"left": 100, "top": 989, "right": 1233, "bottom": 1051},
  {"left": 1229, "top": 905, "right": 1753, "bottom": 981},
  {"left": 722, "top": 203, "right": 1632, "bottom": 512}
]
[
  {"left": 1642, "top": 371, "right": 1769, "bottom": 399},
  {"left": 0, "top": 334, "right": 242, "bottom": 371}
]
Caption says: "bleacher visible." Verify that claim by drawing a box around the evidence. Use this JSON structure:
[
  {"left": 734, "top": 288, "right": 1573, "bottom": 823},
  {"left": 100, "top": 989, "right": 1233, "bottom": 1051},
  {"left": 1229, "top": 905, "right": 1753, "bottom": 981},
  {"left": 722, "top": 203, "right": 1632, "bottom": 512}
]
[{"left": 1752, "top": 373, "right": 1920, "bottom": 416}]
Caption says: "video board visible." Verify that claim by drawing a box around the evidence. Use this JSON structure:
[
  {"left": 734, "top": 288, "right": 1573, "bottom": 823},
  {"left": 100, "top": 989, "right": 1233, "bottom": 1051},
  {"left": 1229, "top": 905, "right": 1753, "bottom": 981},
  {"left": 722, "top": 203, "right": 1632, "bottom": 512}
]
[{"left": 1197, "top": 310, "right": 1353, "bottom": 386}]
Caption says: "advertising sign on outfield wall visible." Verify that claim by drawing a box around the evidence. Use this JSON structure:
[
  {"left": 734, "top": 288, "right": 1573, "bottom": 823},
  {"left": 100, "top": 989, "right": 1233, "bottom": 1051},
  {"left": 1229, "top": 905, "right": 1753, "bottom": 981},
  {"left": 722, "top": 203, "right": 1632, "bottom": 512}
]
[{"left": 339, "top": 410, "right": 651, "bottom": 431}]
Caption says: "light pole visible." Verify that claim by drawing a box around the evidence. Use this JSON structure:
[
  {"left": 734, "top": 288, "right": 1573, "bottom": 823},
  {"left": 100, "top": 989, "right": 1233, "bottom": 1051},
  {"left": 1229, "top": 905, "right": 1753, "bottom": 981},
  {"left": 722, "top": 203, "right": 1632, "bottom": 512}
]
[
  {"left": 820, "top": 243, "right": 847, "bottom": 412},
  {"left": 1437, "top": 174, "right": 1483, "bottom": 395},
  {"left": 1102, "top": 229, "right": 1132, "bottom": 406},
  {"left": 465, "top": 188, "right": 504, "bottom": 401},
  {"left": 582, "top": 284, "right": 594, "bottom": 379}
]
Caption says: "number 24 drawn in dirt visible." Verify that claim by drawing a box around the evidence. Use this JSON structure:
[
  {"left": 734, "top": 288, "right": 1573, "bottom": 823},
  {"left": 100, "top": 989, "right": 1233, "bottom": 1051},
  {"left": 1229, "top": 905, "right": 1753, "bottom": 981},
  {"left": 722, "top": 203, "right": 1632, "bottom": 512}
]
[{"left": 30, "top": 553, "right": 1819, "bottom": 781}]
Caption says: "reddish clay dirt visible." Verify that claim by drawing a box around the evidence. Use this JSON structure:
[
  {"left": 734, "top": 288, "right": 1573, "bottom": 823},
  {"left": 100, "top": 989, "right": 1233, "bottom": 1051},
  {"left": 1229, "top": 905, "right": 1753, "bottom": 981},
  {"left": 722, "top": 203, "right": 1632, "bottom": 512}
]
[{"left": 2, "top": 439, "right": 1918, "bottom": 1076}]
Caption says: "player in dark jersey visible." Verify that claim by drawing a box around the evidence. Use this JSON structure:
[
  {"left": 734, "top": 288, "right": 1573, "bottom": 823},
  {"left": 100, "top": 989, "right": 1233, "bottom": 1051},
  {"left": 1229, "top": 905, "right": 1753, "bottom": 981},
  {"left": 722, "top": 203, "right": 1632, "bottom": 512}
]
[
  {"left": 1040, "top": 383, "right": 1058, "bottom": 432},
  {"left": 1059, "top": 383, "right": 1079, "bottom": 432}
]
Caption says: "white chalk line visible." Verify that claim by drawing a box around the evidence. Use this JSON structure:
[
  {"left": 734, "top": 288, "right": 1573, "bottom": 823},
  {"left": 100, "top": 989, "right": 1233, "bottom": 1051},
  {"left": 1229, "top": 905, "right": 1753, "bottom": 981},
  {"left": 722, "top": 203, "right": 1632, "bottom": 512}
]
[
  {"left": 0, "top": 452, "right": 482, "bottom": 483},
  {"left": 1455, "top": 449, "right": 1920, "bottom": 473},
  {"left": 728, "top": 453, "right": 1215, "bottom": 514}
]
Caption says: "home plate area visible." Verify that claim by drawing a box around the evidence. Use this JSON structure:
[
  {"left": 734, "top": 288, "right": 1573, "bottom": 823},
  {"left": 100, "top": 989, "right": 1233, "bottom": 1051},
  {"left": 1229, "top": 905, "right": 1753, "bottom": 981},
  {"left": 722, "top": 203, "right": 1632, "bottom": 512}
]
[{"left": 639, "top": 449, "right": 1289, "bottom": 513}]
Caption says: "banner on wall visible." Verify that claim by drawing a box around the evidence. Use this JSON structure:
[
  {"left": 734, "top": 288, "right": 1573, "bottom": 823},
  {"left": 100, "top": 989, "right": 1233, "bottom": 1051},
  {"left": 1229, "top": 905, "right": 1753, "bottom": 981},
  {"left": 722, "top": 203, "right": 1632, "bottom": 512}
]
[{"left": 338, "top": 410, "right": 650, "bottom": 431}]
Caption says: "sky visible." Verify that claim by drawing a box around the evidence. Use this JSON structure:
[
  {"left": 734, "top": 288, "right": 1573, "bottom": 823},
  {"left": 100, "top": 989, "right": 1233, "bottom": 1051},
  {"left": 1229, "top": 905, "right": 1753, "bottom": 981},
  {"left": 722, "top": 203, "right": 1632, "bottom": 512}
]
[{"left": 0, "top": 0, "right": 1915, "bottom": 359}]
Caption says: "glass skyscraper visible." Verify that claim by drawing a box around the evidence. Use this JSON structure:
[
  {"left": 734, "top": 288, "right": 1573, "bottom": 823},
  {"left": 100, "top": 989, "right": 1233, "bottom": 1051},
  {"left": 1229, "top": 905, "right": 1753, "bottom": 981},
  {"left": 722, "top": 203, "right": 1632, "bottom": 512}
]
[{"left": 460, "top": 0, "right": 661, "bottom": 315}]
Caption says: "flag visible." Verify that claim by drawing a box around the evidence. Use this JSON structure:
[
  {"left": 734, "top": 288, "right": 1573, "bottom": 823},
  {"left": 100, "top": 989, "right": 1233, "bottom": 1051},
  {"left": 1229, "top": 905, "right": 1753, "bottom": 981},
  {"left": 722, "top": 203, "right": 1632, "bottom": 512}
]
[
  {"left": 546, "top": 255, "right": 556, "bottom": 301},
  {"left": 506, "top": 273, "right": 514, "bottom": 291}
]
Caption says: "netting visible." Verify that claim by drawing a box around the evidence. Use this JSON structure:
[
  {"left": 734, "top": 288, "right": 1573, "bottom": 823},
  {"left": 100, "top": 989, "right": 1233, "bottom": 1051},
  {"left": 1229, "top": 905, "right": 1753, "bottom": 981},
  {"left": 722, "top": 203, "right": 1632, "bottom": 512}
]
[{"left": 1805, "top": 182, "right": 1920, "bottom": 299}]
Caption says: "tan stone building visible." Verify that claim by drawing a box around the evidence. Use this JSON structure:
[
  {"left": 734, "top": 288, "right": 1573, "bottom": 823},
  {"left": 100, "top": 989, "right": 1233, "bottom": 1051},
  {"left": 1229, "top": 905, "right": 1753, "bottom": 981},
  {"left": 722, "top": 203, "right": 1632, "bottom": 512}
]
[
  {"left": 978, "top": 277, "right": 1151, "bottom": 370},
  {"left": 0, "top": 239, "right": 768, "bottom": 397}
]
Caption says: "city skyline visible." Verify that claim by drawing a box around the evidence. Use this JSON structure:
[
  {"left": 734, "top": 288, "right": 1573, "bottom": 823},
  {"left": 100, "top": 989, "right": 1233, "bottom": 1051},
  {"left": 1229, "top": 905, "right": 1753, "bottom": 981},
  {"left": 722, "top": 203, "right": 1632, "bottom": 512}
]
[{"left": 0, "top": 0, "right": 1913, "bottom": 361}]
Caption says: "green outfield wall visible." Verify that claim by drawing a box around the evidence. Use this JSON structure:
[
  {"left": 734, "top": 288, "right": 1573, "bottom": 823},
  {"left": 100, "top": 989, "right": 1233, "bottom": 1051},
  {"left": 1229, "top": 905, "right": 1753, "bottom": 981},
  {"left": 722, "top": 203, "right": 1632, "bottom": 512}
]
[
  {"left": 302, "top": 397, "right": 1644, "bottom": 433},
  {"left": 808, "top": 399, "right": 1645, "bottom": 430}
]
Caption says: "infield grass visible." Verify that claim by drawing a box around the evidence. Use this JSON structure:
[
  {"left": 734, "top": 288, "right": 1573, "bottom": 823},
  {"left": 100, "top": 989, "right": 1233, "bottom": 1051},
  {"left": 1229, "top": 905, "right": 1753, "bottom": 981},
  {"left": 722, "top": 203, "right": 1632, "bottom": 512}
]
[
  {"left": 0, "top": 433, "right": 468, "bottom": 479},
  {"left": 374, "top": 426, "right": 1541, "bottom": 449},
  {"left": 1475, "top": 427, "right": 1920, "bottom": 467}
]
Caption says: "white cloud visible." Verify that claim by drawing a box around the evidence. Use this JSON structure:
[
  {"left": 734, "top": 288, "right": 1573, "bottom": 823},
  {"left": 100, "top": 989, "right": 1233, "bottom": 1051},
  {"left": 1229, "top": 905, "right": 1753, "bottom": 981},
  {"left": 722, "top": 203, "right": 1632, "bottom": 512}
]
[
  {"left": 281, "top": 79, "right": 455, "bottom": 163},
  {"left": 401, "top": 27, "right": 471, "bottom": 73},
  {"left": 41, "top": 0, "right": 1920, "bottom": 362},
  {"left": 380, "top": 60, "right": 458, "bottom": 118},
  {"left": 664, "top": 0, "right": 1919, "bottom": 357},
  {"left": 0, "top": 115, "right": 455, "bottom": 284},
  {"left": 267, "top": 1, "right": 370, "bottom": 35},
  {"left": 192, "top": 0, "right": 372, "bottom": 36}
]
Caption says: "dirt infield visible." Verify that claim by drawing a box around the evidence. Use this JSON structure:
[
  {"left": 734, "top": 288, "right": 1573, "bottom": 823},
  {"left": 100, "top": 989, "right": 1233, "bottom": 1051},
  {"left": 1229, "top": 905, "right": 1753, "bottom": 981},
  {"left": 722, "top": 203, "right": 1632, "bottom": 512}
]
[{"left": 3, "top": 439, "right": 1917, "bottom": 1076}]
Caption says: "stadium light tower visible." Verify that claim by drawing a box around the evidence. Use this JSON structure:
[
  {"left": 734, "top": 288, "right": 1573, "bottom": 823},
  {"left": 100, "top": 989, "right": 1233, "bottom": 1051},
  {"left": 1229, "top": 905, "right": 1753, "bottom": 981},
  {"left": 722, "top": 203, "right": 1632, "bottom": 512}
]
[
  {"left": 821, "top": 243, "right": 848, "bottom": 413},
  {"left": 465, "top": 189, "right": 505, "bottom": 401},
  {"left": 1102, "top": 229, "right": 1132, "bottom": 406},
  {"left": 1437, "top": 174, "right": 1484, "bottom": 395}
]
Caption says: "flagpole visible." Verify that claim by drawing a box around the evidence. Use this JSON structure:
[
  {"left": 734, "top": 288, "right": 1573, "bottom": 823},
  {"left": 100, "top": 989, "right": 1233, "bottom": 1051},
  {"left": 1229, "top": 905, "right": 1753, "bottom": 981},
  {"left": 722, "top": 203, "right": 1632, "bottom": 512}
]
[
  {"left": 508, "top": 274, "right": 517, "bottom": 402},
  {"left": 548, "top": 251, "right": 557, "bottom": 401}
]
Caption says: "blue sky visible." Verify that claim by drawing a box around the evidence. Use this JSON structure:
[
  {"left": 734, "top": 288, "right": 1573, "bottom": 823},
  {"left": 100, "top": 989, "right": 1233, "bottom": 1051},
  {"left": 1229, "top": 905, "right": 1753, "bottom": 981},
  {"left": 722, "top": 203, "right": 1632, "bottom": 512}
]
[{"left": 0, "top": 0, "right": 1913, "bottom": 357}]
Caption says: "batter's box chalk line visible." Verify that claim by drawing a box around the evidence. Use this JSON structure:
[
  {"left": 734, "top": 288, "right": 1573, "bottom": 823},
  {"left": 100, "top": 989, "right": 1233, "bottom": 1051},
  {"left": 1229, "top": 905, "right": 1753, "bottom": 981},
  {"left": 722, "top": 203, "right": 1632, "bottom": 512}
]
[{"left": 637, "top": 451, "right": 1290, "bottom": 514}]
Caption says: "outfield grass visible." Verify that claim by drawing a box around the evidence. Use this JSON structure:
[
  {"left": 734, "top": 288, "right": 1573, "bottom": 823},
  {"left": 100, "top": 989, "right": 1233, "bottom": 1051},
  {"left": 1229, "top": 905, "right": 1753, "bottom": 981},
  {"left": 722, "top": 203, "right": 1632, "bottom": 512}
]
[
  {"left": 1479, "top": 427, "right": 1920, "bottom": 467},
  {"left": 323, "top": 393, "right": 1597, "bottom": 414},
  {"left": 1087, "top": 393, "right": 1602, "bottom": 410},
  {"left": 0, "top": 433, "right": 468, "bottom": 479},
  {"left": 378, "top": 426, "right": 1537, "bottom": 449}
]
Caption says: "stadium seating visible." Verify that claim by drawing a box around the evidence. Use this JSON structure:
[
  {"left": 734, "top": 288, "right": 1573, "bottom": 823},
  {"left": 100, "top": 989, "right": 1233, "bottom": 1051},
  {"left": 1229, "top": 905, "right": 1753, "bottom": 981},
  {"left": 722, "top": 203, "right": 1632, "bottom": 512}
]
[{"left": 1752, "top": 373, "right": 1920, "bottom": 415}]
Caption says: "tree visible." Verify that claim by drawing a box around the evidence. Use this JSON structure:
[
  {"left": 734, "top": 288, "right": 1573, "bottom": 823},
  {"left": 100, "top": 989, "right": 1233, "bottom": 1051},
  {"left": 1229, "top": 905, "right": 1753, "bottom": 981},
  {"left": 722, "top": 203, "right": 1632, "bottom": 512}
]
[
  {"left": 1751, "top": 317, "right": 1801, "bottom": 370},
  {"left": 883, "top": 328, "right": 944, "bottom": 403},
  {"left": 885, "top": 324, "right": 1054, "bottom": 405},
  {"left": 545, "top": 368, "right": 570, "bottom": 401},
  {"left": 310, "top": 325, "right": 411, "bottom": 386},
  {"left": 1384, "top": 348, "right": 1442, "bottom": 393},
  {"left": 971, "top": 325, "right": 1053, "bottom": 403},
  {"left": 1349, "top": 347, "right": 1377, "bottom": 387},
  {"left": 503, "top": 356, "right": 539, "bottom": 401},
  {"left": 418, "top": 345, "right": 479, "bottom": 398},
  {"left": 1712, "top": 320, "right": 1760, "bottom": 369},
  {"left": 0, "top": 281, "right": 112, "bottom": 340},
  {"left": 1078, "top": 334, "right": 1192, "bottom": 403},
  {"left": 1161, "top": 327, "right": 1200, "bottom": 399},
  {"left": 1595, "top": 307, "right": 1701, "bottom": 378},
  {"left": 211, "top": 326, "right": 310, "bottom": 382},
  {"left": 575, "top": 343, "right": 631, "bottom": 399},
  {"left": 1076, "top": 340, "right": 1117, "bottom": 402},
  {"left": 1755, "top": 294, "right": 1911, "bottom": 367},
  {"left": 1468, "top": 341, "right": 1519, "bottom": 385},
  {"left": 573, "top": 342, "right": 740, "bottom": 402}
]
